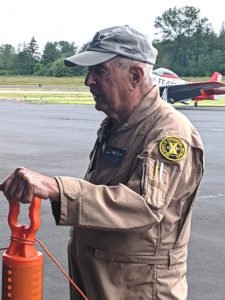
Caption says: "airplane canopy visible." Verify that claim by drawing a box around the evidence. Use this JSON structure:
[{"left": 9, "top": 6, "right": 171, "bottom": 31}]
[{"left": 153, "top": 68, "right": 179, "bottom": 78}]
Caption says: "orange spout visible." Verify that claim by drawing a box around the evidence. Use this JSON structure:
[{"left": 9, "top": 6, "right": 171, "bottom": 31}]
[{"left": 2, "top": 197, "right": 43, "bottom": 300}]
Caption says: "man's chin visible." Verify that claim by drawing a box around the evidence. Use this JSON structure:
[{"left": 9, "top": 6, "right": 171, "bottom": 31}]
[
  {"left": 95, "top": 102, "right": 101, "bottom": 111},
  {"left": 95, "top": 103, "right": 108, "bottom": 115}
]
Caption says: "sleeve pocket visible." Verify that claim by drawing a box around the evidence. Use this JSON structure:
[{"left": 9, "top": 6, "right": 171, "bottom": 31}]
[
  {"left": 127, "top": 156, "right": 169, "bottom": 209},
  {"left": 141, "top": 157, "right": 169, "bottom": 209}
]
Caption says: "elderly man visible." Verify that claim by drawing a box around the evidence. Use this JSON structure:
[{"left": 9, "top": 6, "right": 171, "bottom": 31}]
[{"left": 0, "top": 25, "right": 204, "bottom": 300}]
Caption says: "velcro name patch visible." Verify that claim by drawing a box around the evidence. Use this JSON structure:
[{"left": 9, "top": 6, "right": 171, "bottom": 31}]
[{"left": 103, "top": 147, "right": 126, "bottom": 165}]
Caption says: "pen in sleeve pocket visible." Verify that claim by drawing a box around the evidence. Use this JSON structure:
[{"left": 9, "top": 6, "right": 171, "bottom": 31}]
[
  {"left": 159, "top": 162, "right": 164, "bottom": 180},
  {"left": 154, "top": 160, "right": 159, "bottom": 177}
]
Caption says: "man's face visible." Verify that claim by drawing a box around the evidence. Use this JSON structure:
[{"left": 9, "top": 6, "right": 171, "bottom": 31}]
[{"left": 84, "top": 59, "right": 130, "bottom": 120}]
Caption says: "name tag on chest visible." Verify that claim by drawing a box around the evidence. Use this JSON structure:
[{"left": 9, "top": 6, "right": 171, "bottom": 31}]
[{"left": 103, "top": 147, "right": 126, "bottom": 165}]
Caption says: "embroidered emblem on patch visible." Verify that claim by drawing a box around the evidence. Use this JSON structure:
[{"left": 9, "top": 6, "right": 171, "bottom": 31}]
[
  {"left": 159, "top": 137, "right": 186, "bottom": 161},
  {"left": 103, "top": 147, "right": 126, "bottom": 165}
]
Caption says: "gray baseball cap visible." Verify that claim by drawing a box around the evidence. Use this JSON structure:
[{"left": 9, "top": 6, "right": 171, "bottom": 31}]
[{"left": 64, "top": 25, "right": 158, "bottom": 67}]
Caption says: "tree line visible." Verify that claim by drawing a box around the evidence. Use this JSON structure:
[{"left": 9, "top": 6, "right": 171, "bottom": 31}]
[
  {"left": 153, "top": 6, "right": 225, "bottom": 76},
  {"left": 0, "top": 38, "right": 88, "bottom": 77},
  {"left": 1, "top": 6, "right": 225, "bottom": 77}
]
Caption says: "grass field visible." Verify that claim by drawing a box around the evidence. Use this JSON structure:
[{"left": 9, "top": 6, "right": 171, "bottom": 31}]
[
  {"left": 0, "top": 76, "right": 84, "bottom": 86},
  {"left": 0, "top": 75, "right": 225, "bottom": 106},
  {"left": 0, "top": 76, "right": 94, "bottom": 104}
]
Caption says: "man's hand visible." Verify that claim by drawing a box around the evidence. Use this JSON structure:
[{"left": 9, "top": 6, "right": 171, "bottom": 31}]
[{"left": 0, "top": 167, "right": 60, "bottom": 203}]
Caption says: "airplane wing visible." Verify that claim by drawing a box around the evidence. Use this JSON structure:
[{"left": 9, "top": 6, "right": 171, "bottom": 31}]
[
  {"left": 160, "top": 81, "right": 225, "bottom": 102},
  {"left": 201, "top": 87, "right": 225, "bottom": 95}
]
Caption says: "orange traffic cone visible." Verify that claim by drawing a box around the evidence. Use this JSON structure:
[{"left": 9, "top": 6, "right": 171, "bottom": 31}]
[{"left": 2, "top": 197, "right": 43, "bottom": 300}]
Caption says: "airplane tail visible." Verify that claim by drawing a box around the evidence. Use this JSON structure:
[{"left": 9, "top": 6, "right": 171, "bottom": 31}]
[{"left": 209, "top": 71, "right": 223, "bottom": 82}]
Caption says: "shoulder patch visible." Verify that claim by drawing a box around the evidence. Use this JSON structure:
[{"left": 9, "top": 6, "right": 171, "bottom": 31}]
[{"left": 159, "top": 136, "right": 186, "bottom": 161}]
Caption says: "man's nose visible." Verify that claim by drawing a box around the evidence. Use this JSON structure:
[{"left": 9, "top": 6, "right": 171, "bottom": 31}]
[{"left": 85, "top": 70, "right": 96, "bottom": 87}]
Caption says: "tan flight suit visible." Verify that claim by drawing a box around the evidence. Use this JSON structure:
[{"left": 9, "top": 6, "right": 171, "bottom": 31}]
[{"left": 55, "top": 86, "right": 204, "bottom": 300}]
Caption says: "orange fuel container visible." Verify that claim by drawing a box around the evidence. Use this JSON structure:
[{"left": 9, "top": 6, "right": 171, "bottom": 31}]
[{"left": 2, "top": 197, "right": 43, "bottom": 300}]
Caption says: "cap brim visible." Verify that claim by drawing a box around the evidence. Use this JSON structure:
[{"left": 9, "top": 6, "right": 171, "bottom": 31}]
[{"left": 64, "top": 51, "right": 117, "bottom": 67}]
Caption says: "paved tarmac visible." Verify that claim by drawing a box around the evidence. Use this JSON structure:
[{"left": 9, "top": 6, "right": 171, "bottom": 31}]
[{"left": 0, "top": 100, "right": 224, "bottom": 300}]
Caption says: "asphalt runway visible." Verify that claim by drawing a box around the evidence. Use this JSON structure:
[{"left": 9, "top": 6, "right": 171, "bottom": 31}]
[{"left": 0, "top": 100, "right": 224, "bottom": 300}]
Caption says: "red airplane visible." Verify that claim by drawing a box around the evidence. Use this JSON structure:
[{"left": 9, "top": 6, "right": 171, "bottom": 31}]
[{"left": 152, "top": 68, "right": 225, "bottom": 106}]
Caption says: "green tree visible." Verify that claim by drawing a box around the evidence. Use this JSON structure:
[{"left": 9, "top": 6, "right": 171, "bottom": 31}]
[
  {"left": 0, "top": 44, "right": 16, "bottom": 74},
  {"left": 15, "top": 41, "right": 40, "bottom": 75},
  {"left": 27, "top": 37, "right": 40, "bottom": 60},
  {"left": 41, "top": 42, "right": 61, "bottom": 65},
  {"left": 154, "top": 6, "right": 215, "bottom": 76},
  {"left": 58, "top": 41, "right": 77, "bottom": 58},
  {"left": 52, "top": 58, "right": 71, "bottom": 77},
  {"left": 154, "top": 6, "right": 212, "bottom": 41}
]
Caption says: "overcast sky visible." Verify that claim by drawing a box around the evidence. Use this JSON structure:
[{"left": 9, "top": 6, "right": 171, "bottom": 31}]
[{"left": 1, "top": 0, "right": 225, "bottom": 51}]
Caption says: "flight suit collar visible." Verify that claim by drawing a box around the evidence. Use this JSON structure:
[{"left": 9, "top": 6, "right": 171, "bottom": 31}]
[
  {"left": 97, "top": 85, "right": 162, "bottom": 140},
  {"left": 123, "top": 85, "right": 161, "bottom": 129}
]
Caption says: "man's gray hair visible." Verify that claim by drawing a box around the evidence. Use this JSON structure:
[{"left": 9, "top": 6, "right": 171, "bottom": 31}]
[
  {"left": 113, "top": 56, "right": 153, "bottom": 78},
  {"left": 112, "top": 55, "right": 153, "bottom": 82}
]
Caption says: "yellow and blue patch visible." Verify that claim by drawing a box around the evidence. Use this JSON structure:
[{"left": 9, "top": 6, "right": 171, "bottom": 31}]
[{"left": 159, "top": 136, "right": 186, "bottom": 161}]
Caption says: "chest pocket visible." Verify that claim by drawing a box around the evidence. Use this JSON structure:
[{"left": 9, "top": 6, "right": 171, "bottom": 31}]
[{"left": 128, "top": 156, "right": 169, "bottom": 209}]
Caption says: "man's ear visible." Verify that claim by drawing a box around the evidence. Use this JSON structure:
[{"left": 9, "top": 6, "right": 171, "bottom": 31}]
[{"left": 129, "top": 66, "right": 144, "bottom": 90}]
